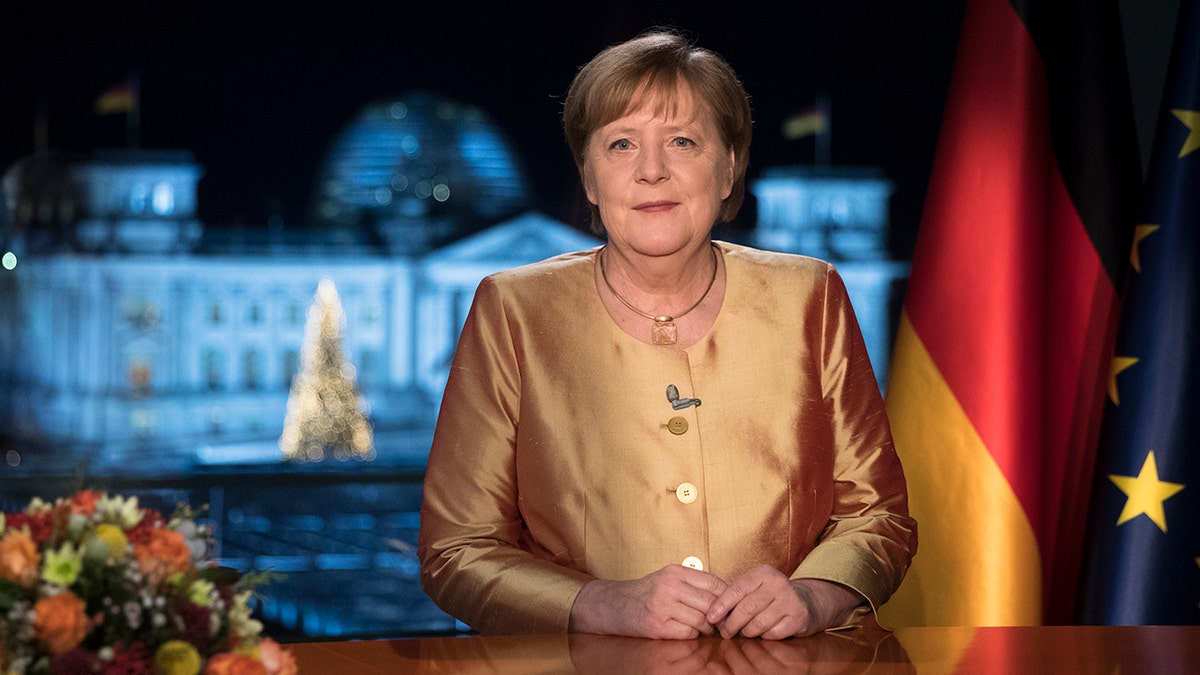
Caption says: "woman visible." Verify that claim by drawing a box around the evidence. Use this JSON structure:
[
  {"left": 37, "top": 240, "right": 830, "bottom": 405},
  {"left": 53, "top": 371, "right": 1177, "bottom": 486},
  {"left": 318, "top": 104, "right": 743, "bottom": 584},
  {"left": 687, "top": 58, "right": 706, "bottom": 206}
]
[{"left": 418, "top": 29, "right": 916, "bottom": 640}]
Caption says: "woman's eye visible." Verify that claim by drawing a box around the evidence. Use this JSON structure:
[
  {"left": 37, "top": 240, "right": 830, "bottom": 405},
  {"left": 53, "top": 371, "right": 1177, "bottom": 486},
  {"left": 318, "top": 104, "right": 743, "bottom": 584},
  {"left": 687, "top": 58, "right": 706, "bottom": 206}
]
[
  {"left": 672, "top": 137, "right": 695, "bottom": 147},
  {"left": 610, "top": 139, "right": 632, "bottom": 150}
]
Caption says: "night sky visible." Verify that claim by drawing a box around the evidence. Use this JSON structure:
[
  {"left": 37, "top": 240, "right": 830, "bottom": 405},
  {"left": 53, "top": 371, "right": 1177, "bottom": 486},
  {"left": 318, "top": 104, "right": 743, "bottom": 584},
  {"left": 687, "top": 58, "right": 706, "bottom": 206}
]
[{"left": 6, "top": 2, "right": 970, "bottom": 257}]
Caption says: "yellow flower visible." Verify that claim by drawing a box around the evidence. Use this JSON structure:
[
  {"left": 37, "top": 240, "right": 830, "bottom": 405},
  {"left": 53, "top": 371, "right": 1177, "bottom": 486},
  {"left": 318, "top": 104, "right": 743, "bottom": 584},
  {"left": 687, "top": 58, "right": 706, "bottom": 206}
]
[
  {"left": 155, "top": 639, "right": 202, "bottom": 675},
  {"left": 0, "top": 530, "right": 39, "bottom": 587},
  {"left": 85, "top": 523, "right": 129, "bottom": 563},
  {"left": 42, "top": 542, "right": 83, "bottom": 586}
]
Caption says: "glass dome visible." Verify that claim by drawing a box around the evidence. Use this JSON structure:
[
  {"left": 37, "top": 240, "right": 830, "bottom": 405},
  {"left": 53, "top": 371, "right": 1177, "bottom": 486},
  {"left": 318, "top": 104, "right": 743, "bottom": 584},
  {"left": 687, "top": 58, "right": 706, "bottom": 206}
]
[{"left": 312, "top": 92, "right": 531, "bottom": 255}]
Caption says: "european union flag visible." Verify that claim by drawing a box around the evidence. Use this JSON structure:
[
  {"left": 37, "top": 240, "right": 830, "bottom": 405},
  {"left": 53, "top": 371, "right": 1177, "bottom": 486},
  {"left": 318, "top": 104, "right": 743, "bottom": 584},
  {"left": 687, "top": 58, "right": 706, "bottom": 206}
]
[{"left": 1080, "top": 0, "right": 1200, "bottom": 624}]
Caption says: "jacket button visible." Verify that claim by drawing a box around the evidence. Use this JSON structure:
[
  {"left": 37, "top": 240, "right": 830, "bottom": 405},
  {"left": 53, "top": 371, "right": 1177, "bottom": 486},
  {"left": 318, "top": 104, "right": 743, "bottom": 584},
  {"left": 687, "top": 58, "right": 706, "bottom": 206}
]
[
  {"left": 675, "top": 482, "right": 698, "bottom": 504},
  {"left": 682, "top": 556, "right": 704, "bottom": 571},
  {"left": 667, "top": 416, "right": 689, "bottom": 435}
]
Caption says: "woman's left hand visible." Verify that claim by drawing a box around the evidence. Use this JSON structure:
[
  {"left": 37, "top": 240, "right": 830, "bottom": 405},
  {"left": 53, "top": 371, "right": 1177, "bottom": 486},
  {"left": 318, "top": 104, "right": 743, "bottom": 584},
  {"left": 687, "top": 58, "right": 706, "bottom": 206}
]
[{"left": 706, "top": 565, "right": 863, "bottom": 639}]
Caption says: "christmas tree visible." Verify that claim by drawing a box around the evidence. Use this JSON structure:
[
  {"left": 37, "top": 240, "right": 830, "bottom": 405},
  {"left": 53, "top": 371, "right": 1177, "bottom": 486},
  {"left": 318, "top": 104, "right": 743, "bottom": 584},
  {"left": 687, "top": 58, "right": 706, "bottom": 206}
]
[{"left": 279, "top": 279, "right": 375, "bottom": 461}]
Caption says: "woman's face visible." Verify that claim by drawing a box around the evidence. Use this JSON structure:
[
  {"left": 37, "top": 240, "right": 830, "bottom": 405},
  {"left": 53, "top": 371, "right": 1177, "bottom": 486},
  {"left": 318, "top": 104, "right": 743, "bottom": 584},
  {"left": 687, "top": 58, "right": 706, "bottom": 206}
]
[{"left": 582, "top": 80, "right": 735, "bottom": 259}]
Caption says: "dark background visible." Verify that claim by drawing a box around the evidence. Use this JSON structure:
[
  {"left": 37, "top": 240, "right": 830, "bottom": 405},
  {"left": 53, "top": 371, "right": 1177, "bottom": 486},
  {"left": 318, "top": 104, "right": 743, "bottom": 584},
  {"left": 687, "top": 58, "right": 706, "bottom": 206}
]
[{"left": 0, "top": 1, "right": 1180, "bottom": 259}]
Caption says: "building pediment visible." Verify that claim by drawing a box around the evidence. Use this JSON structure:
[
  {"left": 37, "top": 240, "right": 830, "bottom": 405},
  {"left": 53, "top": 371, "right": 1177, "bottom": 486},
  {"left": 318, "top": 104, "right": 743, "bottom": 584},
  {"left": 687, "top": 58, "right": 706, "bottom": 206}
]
[{"left": 423, "top": 211, "right": 600, "bottom": 283}]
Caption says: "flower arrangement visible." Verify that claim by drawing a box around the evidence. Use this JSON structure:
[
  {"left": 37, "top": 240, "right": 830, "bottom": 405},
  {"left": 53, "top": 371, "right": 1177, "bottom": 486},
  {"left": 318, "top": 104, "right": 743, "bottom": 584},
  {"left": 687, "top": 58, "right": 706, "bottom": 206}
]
[{"left": 0, "top": 490, "right": 297, "bottom": 675}]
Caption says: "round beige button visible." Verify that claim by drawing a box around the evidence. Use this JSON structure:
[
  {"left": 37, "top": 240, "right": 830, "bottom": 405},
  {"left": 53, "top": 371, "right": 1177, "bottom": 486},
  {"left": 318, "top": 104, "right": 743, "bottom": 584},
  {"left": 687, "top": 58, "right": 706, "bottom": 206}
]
[
  {"left": 667, "top": 416, "right": 689, "bottom": 435},
  {"left": 681, "top": 556, "right": 704, "bottom": 571},
  {"left": 675, "top": 482, "right": 698, "bottom": 504}
]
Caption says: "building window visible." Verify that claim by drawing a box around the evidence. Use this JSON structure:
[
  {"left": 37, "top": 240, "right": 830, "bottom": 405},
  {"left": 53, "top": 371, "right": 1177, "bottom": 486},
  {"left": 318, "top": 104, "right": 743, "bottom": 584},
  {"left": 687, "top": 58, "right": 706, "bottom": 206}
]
[
  {"left": 248, "top": 303, "right": 264, "bottom": 325},
  {"left": 151, "top": 182, "right": 175, "bottom": 215},
  {"left": 130, "top": 182, "right": 149, "bottom": 214},
  {"left": 243, "top": 350, "right": 263, "bottom": 391},
  {"left": 129, "top": 357, "right": 152, "bottom": 394},
  {"left": 288, "top": 303, "right": 304, "bottom": 326},
  {"left": 362, "top": 302, "right": 380, "bottom": 325},
  {"left": 209, "top": 304, "right": 222, "bottom": 325},
  {"left": 358, "top": 349, "right": 378, "bottom": 390},
  {"left": 204, "top": 350, "right": 224, "bottom": 391},
  {"left": 208, "top": 407, "right": 225, "bottom": 436},
  {"left": 131, "top": 409, "right": 156, "bottom": 439},
  {"left": 282, "top": 350, "right": 299, "bottom": 389}
]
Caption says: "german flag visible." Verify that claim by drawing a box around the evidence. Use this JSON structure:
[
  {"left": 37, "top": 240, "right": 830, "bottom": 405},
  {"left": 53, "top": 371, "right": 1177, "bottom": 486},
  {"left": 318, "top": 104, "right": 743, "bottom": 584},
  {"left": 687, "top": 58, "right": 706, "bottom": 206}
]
[{"left": 880, "top": 0, "right": 1139, "bottom": 626}]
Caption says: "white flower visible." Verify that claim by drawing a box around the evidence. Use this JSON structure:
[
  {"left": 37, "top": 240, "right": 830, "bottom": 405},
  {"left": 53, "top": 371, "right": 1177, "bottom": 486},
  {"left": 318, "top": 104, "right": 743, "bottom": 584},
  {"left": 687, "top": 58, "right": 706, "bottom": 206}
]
[
  {"left": 123, "top": 600, "right": 143, "bottom": 630},
  {"left": 172, "top": 519, "right": 212, "bottom": 563},
  {"left": 96, "top": 494, "right": 144, "bottom": 529},
  {"left": 228, "top": 591, "right": 264, "bottom": 640},
  {"left": 66, "top": 513, "right": 89, "bottom": 541}
]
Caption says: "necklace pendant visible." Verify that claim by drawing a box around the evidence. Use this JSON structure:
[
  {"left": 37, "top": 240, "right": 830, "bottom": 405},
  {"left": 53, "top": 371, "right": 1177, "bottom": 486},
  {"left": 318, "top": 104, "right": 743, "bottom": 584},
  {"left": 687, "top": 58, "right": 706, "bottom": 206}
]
[{"left": 651, "top": 319, "right": 678, "bottom": 345}]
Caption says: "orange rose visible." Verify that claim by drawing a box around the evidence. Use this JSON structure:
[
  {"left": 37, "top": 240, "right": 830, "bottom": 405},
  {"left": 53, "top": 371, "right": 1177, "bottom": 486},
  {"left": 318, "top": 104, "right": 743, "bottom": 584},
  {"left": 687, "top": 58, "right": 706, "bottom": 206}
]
[
  {"left": 203, "top": 653, "right": 268, "bottom": 675},
  {"left": 0, "top": 530, "right": 40, "bottom": 587},
  {"left": 133, "top": 527, "right": 192, "bottom": 583},
  {"left": 33, "top": 592, "right": 92, "bottom": 655},
  {"left": 257, "top": 638, "right": 298, "bottom": 675}
]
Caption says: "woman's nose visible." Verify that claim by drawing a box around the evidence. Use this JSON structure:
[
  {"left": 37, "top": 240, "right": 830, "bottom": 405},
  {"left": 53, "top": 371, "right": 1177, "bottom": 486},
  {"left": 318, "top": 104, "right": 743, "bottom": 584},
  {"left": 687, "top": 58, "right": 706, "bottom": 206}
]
[{"left": 635, "top": 146, "right": 669, "bottom": 183}]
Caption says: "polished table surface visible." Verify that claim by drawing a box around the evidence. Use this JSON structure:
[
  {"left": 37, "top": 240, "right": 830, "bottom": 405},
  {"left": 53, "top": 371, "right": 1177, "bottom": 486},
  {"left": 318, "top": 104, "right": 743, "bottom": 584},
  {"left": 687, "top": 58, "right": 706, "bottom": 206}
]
[{"left": 287, "top": 625, "right": 1200, "bottom": 673}]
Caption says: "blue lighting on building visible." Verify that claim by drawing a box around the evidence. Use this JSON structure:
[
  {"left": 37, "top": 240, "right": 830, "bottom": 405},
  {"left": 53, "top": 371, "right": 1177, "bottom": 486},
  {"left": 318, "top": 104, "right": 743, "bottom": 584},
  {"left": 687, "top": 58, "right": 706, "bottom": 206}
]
[{"left": 0, "top": 89, "right": 906, "bottom": 639}]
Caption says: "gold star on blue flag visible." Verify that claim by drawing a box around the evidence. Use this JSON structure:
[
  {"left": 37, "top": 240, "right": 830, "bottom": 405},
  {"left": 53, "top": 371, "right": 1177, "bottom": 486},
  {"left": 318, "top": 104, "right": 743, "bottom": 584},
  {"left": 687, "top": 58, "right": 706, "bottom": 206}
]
[{"left": 1081, "top": 0, "right": 1200, "bottom": 624}]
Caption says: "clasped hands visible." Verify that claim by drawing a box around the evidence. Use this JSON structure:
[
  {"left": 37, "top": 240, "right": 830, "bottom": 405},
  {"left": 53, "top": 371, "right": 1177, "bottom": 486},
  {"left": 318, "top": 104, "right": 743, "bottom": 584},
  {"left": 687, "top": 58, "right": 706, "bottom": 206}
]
[{"left": 569, "top": 564, "right": 863, "bottom": 640}]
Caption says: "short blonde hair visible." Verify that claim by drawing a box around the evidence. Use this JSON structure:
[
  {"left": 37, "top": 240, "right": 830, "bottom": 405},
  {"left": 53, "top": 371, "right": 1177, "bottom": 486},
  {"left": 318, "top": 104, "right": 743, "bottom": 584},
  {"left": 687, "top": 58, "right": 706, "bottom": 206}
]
[{"left": 563, "top": 29, "right": 753, "bottom": 234}]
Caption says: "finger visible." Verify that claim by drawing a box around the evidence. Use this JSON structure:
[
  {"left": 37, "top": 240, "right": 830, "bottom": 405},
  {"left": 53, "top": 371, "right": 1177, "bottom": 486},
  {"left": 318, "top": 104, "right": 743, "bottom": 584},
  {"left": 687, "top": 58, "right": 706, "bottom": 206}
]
[
  {"left": 759, "top": 616, "right": 802, "bottom": 641},
  {"left": 678, "top": 566, "right": 730, "bottom": 594},
  {"left": 721, "top": 590, "right": 781, "bottom": 639},
  {"left": 707, "top": 582, "right": 751, "bottom": 626},
  {"left": 674, "top": 570, "right": 728, "bottom": 615},
  {"left": 659, "top": 615, "right": 712, "bottom": 640},
  {"left": 670, "top": 604, "right": 716, "bottom": 636}
]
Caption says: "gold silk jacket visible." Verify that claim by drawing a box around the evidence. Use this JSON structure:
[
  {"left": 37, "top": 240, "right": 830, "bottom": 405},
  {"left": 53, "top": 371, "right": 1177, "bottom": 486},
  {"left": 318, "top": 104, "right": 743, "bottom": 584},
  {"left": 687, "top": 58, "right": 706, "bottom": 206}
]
[{"left": 418, "top": 242, "right": 916, "bottom": 634}]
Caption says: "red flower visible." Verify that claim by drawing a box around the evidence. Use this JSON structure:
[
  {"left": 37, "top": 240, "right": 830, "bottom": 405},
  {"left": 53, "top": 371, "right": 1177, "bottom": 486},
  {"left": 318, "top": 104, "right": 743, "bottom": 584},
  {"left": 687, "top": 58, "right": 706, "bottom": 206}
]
[
  {"left": 125, "top": 510, "right": 166, "bottom": 546},
  {"left": 4, "top": 511, "right": 55, "bottom": 544},
  {"left": 69, "top": 490, "right": 104, "bottom": 516},
  {"left": 51, "top": 647, "right": 99, "bottom": 673},
  {"left": 175, "top": 601, "right": 215, "bottom": 649},
  {"left": 102, "top": 641, "right": 153, "bottom": 675}
]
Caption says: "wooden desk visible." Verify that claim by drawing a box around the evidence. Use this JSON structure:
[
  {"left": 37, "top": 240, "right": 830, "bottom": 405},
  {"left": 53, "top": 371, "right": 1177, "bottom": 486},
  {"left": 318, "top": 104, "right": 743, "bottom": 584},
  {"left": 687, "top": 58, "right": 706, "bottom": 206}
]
[{"left": 287, "top": 625, "right": 1200, "bottom": 673}]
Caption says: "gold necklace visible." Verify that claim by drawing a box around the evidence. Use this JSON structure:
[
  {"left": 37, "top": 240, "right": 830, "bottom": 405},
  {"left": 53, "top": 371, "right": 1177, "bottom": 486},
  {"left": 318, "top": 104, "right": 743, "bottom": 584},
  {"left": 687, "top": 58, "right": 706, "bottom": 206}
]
[{"left": 600, "top": 244, "right": 719, "bottom": 345}]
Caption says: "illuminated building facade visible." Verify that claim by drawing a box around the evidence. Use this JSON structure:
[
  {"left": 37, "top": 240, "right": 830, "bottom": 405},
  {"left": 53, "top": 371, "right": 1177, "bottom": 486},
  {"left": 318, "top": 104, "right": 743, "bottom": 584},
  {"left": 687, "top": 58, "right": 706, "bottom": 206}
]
[
  {"left": 0, "top": 93, "right": 905, "bottom": 476},
  {"left": 0, "top": 90, "right": 906, "bottom": 637}
]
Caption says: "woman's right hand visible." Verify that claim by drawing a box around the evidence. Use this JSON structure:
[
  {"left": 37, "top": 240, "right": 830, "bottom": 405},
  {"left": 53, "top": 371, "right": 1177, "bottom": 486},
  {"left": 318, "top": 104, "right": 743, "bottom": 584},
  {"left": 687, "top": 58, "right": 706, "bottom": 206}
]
[{"left": 569, "top": 564, "right": 730, "bottom": 639}]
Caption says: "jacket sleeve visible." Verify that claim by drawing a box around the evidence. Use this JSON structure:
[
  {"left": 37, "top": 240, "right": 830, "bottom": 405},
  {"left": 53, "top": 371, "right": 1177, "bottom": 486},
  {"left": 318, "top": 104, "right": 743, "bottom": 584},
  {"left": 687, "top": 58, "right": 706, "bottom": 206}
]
[
  {"left": 418, "top": 276, "right": 591, "bottom": 634},
  {"left": 789, "top": 265, "right": 918, "bottom": 617}
]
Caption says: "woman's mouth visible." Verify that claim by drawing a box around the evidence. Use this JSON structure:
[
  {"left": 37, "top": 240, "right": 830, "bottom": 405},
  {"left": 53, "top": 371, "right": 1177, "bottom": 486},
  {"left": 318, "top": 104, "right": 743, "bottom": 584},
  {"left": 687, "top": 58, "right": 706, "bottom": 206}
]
[{"left": 634, "top": 201, "right": 678, "bottom": 212}]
